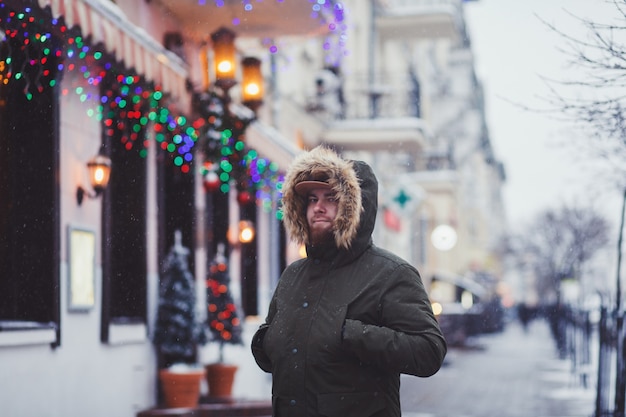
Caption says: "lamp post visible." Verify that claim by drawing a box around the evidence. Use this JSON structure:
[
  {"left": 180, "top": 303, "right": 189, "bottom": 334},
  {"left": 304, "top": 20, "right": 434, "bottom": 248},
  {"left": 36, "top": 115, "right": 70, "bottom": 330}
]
[
  {"left": 205, "top": 27, "right": 265, "bottom": 109},
  {"left": 199, "top": 27, "right": 264, "bottom": 317}
]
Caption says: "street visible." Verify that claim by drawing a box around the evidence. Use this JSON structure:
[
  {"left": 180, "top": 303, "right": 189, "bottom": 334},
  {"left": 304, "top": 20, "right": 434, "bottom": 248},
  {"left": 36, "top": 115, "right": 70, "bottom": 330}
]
[{"left": 400, "top": 319, "right": 596, "bottom": 417}]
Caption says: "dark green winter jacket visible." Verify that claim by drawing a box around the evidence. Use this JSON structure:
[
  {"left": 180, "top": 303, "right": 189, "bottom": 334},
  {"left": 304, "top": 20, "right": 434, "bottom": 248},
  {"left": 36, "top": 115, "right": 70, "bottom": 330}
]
[{"left": 252, "top": 146, "right": 447, "bottom": 417}]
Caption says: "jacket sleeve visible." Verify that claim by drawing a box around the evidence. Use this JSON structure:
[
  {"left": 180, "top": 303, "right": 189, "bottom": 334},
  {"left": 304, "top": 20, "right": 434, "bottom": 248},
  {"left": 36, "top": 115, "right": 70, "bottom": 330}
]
[
  {"left": 341, "top": 264, "right": 447, "bottom": 377},
  {"left": 251, "top": 323, "right": 272, "bottom": 373},
  {"left": 250, "top": 289, "right": 278, "bottom": 373}
]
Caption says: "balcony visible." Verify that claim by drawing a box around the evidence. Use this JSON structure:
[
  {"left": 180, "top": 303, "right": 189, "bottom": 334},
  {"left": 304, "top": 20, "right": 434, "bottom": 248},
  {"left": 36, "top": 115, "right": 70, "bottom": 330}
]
[
  {"left": 287, "top": 70, "right": 431, "bottom": 155},
  {"left": 375, "top": 0, "right": 463, "bottom": 40},
  {"left": 321, "top": 118, "right": 430, "bottom": 155},
  {"left": 304, "top": 70, "right": 423, "bottom": 120}
]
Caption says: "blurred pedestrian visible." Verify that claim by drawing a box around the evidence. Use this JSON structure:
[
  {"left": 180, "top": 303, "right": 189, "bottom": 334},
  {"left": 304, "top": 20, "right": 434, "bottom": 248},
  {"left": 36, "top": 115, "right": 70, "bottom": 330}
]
[
  {"left": 251, "top": 146, "right": 447, "bottom": 417},
  {"left": 518, "top": 303, "right": 532, "bottom": 332},
  {"left": 547, "top": 302, "right": 568, "bottom": 358}
]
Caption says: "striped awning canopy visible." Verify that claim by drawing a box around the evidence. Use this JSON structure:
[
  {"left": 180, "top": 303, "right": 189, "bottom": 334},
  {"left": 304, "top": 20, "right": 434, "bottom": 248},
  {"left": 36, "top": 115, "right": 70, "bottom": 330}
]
[
  {"left": 156, "top": 0, "right": 335, "bottom": 41},
  {"left": 34, "top": 0, "right": 189, "bottom": 102}
]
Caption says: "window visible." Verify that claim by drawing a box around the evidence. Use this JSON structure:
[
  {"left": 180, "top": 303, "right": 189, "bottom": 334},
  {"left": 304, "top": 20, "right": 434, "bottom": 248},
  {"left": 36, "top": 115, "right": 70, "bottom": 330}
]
[
  {"left": 98, "top": 78, "right": 198, "bottom": 343},
  {"left": 157, "top": 147, "right": 196, "bottom": 276},
  {"left": 100, "top": 78, "right": 148, "bottom": 343},
  {"left": 0, "top": 34, "right": 60, "bottom": 346}
]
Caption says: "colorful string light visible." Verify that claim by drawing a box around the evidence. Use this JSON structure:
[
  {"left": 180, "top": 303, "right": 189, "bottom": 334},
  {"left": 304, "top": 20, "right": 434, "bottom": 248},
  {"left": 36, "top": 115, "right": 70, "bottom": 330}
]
[
  {"left": 0, "top": 0, "right": 286, "bottom": 205},
  {"left": 196, "top": 90, "right": 284, "bottom": 212}
]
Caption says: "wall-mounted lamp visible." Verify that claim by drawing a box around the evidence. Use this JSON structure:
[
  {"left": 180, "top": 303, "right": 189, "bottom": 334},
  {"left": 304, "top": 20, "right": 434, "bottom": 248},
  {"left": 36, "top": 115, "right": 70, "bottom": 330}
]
[
  {"left": 227, "top": 220, "right": 256, "bottom": 245},
  {"left": 76, "top": 153, "right": 112, "bottom": 206},
  {"left": 238, "top": 220, "right": 255, "bottom": 244}
]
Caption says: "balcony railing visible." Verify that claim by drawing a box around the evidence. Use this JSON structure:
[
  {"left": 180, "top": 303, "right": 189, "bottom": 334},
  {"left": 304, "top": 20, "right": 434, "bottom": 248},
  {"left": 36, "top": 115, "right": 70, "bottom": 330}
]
[{"left": 305, "top": 71, "right": 422, "bottom": 121}]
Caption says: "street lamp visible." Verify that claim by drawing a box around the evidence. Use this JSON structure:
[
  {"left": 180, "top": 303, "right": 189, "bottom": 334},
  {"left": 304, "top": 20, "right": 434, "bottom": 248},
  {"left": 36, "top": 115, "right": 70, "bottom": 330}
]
[
  {"left": 208, "top": 27, "right": 265, "bottom": 112},
  {"left": 431, "top": 224, "right": 457, "bottom": 252},
  {"left": 200, "top": 27, "right": 265, "bottom": 317},
  {"left": 241, "top": 57, "right": 264, "bottom": 112},
  {"left": 211, "top": 27, "right": 237, "bottom": 93}
]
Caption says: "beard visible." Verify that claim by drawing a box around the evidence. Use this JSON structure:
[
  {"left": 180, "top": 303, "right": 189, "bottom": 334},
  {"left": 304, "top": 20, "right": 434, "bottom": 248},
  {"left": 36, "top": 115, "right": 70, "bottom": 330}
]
[{"left": 309, "top": 227, "right": 334, "bottom": 246}]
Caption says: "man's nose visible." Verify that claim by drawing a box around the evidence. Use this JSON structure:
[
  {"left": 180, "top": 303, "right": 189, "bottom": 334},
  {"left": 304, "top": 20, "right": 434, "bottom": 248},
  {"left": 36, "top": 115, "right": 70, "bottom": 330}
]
[{"left": 313, "top": 201, "right": 326, "bottom": 212}]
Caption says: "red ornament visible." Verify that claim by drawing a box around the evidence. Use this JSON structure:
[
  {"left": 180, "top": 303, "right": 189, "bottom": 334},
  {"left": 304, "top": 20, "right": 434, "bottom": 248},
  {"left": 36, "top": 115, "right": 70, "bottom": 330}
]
[
  {"left": 237, "top": 190, "right": 253, "bottom": 205},
  {"left": 203, "top": 170, "right": 220, "bottom": 192}
]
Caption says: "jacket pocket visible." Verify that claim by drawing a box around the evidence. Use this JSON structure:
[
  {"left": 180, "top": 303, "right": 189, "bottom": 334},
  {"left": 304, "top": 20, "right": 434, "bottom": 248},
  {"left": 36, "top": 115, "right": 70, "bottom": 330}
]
[
  {"left": 308, "top": 304, "right": 349, "bottom": 367},
  {"left": 317, "top": 392, "right": 385, "bottom": 417}
]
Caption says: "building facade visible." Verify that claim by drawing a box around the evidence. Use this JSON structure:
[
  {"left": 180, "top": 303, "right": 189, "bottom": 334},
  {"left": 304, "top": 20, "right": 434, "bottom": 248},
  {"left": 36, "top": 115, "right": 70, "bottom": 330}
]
[
  {"left": 0, "top": 1, "right": 506, "bottom": 416},
  {"left": 273, "top": 0, "right": 507, "bottom": 301}
]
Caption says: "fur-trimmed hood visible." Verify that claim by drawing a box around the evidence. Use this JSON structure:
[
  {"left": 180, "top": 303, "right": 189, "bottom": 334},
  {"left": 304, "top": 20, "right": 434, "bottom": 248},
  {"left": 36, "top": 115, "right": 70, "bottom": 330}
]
[{"left": 281, "top": 146, "right": 378, "bottom": 253}]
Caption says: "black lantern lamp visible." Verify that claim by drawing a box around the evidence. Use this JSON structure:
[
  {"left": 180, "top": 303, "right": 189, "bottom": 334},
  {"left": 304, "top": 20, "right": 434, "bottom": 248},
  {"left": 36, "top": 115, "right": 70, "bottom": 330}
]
[
  {"left": 208, "top": 27, "right": 264, "bottom": 112},
  {"left": 238, "top": 220, "right": 255, "bottom": 244},
  {"left": 227, "top": 220, "right": 256, "bottom": 246},
  {"left": 211, "top": 27, "right": 237, "bottom": 93},
  {"left": 77, "top": 152, "right": 111, "bottom": 205},
  {"left": 241, "top": 56, "right": 264, "bottom": 113}
]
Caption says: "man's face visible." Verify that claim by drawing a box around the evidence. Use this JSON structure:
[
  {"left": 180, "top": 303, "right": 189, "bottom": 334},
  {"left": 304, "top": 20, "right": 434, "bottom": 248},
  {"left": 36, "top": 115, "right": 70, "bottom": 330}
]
[{"left": 306, "top": 188, "right": 338, "bottom": 245}]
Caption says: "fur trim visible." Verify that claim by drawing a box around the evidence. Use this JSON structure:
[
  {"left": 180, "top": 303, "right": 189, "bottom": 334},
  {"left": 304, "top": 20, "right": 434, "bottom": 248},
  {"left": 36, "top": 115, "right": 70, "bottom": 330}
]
[{"left": 282, "top": 146, "right": 362, "bottom": 249}]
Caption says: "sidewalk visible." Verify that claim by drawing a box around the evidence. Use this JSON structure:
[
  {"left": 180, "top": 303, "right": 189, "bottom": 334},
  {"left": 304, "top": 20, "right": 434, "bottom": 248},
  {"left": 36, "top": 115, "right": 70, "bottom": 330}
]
[
  {"left": 216, "top": 317, "right": 598, "bottom": 416},
  {"left": 400, "top": 319, "right": 597, "bottom": 417}
]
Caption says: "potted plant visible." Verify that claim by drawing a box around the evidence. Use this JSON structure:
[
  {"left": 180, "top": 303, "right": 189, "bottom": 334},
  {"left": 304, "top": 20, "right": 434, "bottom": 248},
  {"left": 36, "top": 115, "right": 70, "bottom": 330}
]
[
  {"left": 204, "top": 243, "right": 243, "bottom": 400},
  {"left": 153, "top": 231, "right": 208, "bottom": 408}
]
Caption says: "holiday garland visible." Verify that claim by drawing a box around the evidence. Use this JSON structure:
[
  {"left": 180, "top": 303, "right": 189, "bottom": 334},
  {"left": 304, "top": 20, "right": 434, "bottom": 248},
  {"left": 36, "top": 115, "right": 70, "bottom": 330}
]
[
  {"left": 0, "top": 2, "right": 199, "bottom": 173},
  {"left": 0, "top": 0, "right": 286, "bottom": 209},
  {"left": 195, "top": 89, "right": 284, "bottom": 211}
]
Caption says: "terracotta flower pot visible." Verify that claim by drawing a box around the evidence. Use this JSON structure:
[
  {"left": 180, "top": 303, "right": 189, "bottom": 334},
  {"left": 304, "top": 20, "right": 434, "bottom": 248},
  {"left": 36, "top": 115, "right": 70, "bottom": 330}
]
[
  {"left": 159, "top": 368, "right": 205, "bottom": 408},
  {"left": 205, "top": 363, "right": 238, "bottom": 399}
]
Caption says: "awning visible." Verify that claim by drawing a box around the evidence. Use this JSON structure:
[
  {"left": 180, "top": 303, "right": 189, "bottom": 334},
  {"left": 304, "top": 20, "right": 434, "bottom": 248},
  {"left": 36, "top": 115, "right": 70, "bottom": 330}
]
[
  {"left": 157, "top": 0, "right": 336, "bottom": 41},
  {"left": 34, "top": 0, "right": 189, "bottom": 103}
]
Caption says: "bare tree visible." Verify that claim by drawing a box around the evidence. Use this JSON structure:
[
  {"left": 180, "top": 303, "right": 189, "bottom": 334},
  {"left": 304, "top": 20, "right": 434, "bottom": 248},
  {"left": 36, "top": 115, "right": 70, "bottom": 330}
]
[
  {"left": 537, "top": 0, "right": 626, "bottom": 186},
  {"left": 509, "top": 202, "right": 611, "bottom": 303}
]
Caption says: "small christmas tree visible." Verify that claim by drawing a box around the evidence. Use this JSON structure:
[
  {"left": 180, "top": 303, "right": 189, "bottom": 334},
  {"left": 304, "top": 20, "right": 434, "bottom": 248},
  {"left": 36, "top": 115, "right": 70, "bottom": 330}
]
[
  {"left": 154, "top": 231, "right": 207, "bottom": 367},
  {"left": 206, "top": 243, "right": 243, "bottom": 362}
]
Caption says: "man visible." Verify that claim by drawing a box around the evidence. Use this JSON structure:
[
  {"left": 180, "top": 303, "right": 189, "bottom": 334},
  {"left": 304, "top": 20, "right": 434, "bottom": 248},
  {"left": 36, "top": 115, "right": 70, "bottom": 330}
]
[{"left": 252, "top": 146, "right": 447, "bottom": 417}]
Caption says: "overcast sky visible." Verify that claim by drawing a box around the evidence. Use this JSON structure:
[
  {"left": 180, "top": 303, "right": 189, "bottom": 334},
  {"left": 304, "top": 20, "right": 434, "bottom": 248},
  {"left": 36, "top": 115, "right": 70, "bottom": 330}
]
[{"left": 464, "top": 0, "right": 624, "bottom": 227}]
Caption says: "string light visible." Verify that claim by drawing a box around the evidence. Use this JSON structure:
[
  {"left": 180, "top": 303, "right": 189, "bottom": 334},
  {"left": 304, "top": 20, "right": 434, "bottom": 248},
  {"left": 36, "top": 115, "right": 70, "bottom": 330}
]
[{"left": 0, "top": 0, "right": 286, "bottom": 203}]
